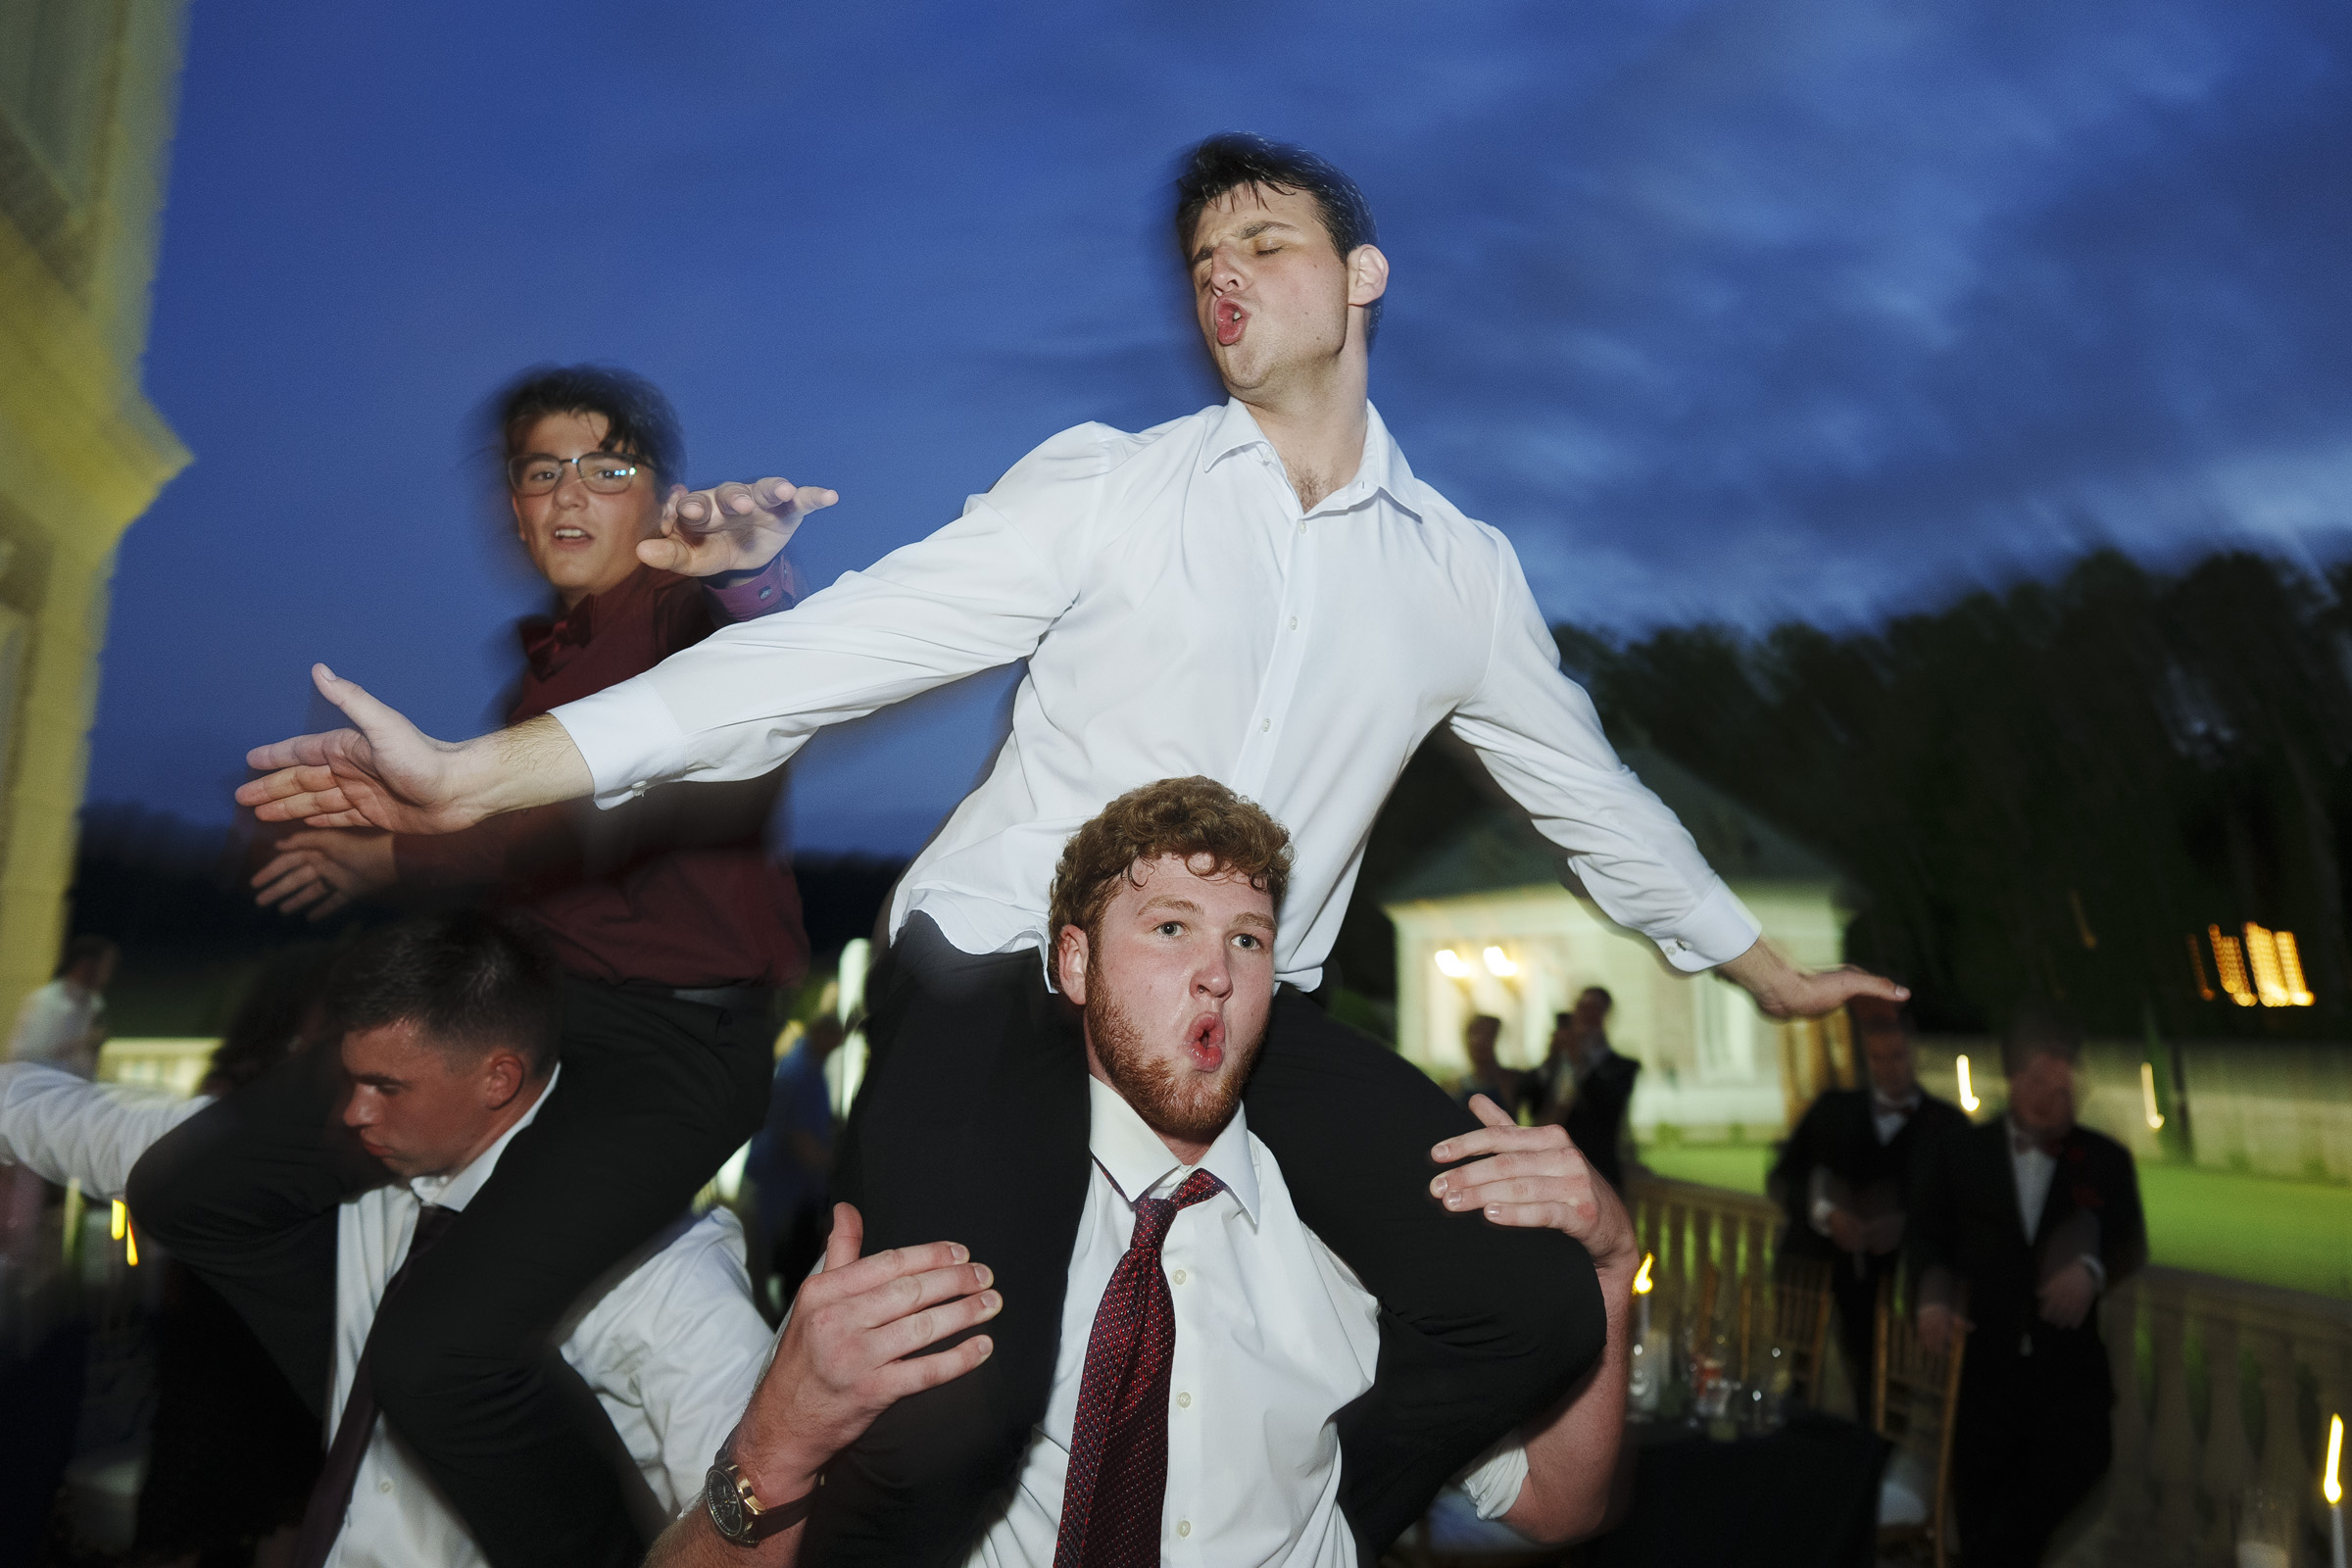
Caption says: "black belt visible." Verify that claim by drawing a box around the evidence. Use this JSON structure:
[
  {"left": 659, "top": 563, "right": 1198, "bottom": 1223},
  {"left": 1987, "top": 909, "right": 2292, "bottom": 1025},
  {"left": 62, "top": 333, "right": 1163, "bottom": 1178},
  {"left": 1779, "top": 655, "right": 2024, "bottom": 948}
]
[{"left": 660, "top": 984, "right": 777, "bottom": 1013}]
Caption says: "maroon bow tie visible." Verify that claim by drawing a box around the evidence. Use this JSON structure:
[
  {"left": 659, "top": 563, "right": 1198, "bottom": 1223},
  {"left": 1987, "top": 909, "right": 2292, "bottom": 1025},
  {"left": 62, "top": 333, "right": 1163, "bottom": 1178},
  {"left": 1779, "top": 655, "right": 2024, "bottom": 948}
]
[{"left": 518, "top": 601, "right": 594, "bottom": 678}]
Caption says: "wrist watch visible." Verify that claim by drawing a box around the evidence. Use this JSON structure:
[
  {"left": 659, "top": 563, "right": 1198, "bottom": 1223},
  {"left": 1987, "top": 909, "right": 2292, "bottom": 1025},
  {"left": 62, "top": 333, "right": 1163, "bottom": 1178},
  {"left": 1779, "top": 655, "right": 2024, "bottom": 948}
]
[{"left": 703, "top": 1439, "right": 820, "bottom": 1546}]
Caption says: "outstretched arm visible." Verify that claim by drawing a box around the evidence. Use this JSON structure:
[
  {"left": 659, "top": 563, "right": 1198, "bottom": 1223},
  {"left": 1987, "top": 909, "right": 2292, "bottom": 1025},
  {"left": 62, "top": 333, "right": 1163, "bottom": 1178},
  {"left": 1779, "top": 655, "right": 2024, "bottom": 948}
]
[
  {"left": 644, "top": 1203, "right": 1000, "bottom": 1567},
  {"left": 1430, "top": 1096, "right": 1637, "bottom": 1543},
  {"left": 0, "top": 1062, "right": 208, "bottom": 1197}
]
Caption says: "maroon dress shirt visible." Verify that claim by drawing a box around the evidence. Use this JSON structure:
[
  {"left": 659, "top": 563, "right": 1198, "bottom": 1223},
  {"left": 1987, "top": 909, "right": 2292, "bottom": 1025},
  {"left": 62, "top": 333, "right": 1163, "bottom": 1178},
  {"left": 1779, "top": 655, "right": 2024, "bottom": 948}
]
[{"left": 393, "top": 561, "right": 808, "bottom": 989}]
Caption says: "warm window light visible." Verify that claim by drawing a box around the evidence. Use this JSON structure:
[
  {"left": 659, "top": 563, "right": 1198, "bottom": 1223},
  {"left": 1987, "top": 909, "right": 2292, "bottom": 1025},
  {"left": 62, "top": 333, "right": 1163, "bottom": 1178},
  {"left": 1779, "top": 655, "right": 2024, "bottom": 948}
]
[
  {"left": 1434, "top": 949, "right": 1473, "bottom": 980},
  {"left": 2276, "top": 929, "right": 2317, "bottom": 1007},
  {"left": 1633, "top": 1251, "right": 1654, "bottom": 1295},
  {"left": 2185, "top": 934, "right": 2216, "bottom": 1002},
  {"left": 2140, "top": 1061, "right": 2165, "bottom": 1131},
  {"left": 1955, "top": 1054, "right": 1981, "bottom": 1113},
  {"left": 2210, "top": 925, "right": 2257, "bottom": 1007},
  {"left": 2246, "top": 923, "right": 2293, "bottom": 1007},
  {"left": 110, "top": 1199, "right": 125, "bottom": 1242},
  {"left": 1482, "top": 946, "right": 1518, "bottom": 978},
  {"left": 2326, "top": 1412, "right": 2343, "bottom": 1506}
]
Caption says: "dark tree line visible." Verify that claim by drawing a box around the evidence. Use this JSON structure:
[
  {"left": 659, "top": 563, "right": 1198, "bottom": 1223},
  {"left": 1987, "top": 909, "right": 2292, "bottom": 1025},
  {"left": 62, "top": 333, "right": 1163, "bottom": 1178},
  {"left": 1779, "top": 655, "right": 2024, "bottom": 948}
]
[{"left": 1554, "top": 548, "right": 2352, "bottom": 1038}]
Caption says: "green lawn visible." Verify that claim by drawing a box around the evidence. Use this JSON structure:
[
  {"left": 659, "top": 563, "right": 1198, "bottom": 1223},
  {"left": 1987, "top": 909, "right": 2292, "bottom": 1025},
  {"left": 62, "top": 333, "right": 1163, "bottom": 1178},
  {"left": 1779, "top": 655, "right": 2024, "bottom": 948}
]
[{"left": 1638, "top": 1143, "right": 2352, "bottom": 1299}]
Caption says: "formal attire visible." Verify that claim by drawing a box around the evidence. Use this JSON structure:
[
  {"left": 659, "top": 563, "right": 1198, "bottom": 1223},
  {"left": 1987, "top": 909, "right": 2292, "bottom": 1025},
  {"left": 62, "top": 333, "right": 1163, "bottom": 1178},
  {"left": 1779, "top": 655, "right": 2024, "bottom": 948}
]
[
  {"left": 1, "top": 1061, "right": 772, "bottom": 1568},
  {"left": 1909, "top": 1115, "right": 2146, "bottom": 1566},
  {"left": 961, "top": 1077, "right": 1529, "bottom": 1567},
  {"left": 1771, "top": 1086, "right": 1969, "bottom": 1385},
  {"left": 130, "top": 560, "right": 805, "bottom": 1568},
  {"left": 554, "top": 400, "right": 1751, "bottom": 1562},
  {"left": 1558, "top": 1046, "right": 1642, "bottom": 1193},
  {"left": 6, "top": 977, "right": 106, "bottom": 1078}
]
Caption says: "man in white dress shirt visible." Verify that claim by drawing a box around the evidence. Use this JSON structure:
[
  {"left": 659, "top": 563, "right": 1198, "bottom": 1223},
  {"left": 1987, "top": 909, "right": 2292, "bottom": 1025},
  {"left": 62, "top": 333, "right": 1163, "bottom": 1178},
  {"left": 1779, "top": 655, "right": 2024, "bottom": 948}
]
[
  {"left": 655, "top": 779, "right": 1636, "bottom": 1565},
  {"left": 7, "top": 934, "right": 117, "bottom": 1078},
  {"left": 235, "top": 134, "right": 1895, "bottom": 1561},
  {"left": 1, "top": 912, "right": 773, "bottom": 1567}
]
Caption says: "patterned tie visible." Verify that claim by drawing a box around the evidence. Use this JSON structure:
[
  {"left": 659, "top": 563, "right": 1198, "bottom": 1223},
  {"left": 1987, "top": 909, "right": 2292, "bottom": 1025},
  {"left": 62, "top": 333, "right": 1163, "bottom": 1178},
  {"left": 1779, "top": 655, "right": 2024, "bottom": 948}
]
[
  {"left": 291, "top": 1202, "right": 460, "bottom": 1568},
  {"left": 1054, "top": 1167, "right": 1226, "bottom": 1568}
]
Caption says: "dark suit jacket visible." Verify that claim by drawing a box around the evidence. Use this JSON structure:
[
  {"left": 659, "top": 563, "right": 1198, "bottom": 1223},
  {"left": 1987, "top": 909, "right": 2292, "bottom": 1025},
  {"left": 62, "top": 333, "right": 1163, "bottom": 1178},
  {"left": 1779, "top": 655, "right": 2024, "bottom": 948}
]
[
  {"left": 1909, "top": 1116, "right": 2147, "bottom": 1400},
  {"left": 1771, "top": 1089, "right": 1970, "bottom": 1273},
  {"left": 1561, "top": 1053, "right": 1641, "bottom": 1191}
]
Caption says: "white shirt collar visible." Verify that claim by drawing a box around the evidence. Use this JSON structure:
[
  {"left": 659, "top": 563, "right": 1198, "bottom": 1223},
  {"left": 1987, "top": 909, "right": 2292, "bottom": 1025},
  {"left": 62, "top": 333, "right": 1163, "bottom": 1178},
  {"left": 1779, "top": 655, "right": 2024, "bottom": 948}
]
[
  {"left": 1087, "top": 1073, "right": 1261, "bottom": 1225},
  {"left": 1199, "top": 399, "right": 1420, "bottom": 521},
  {"left": 411, "top": 1062, "right": 561, "bottom": 1213}
]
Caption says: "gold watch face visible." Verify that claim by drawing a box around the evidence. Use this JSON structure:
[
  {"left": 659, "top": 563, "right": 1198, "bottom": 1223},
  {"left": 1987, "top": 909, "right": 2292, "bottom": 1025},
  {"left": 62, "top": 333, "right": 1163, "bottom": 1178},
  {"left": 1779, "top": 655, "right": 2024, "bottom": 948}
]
[{"left": 706, "top": 1465, "right": 750, "bottom": 1541}]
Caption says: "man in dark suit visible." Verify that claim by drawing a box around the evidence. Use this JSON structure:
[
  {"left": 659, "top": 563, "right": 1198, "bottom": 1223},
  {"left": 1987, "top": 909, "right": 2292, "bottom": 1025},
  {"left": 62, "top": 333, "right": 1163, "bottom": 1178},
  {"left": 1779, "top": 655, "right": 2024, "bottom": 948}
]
[
  {"left": 1551, "top": 988, "right": 1641, "bottom": 1192},
  {"left": 1771, "top": 996, "right": 1969, "bottom": 1391},
  {"left": 1911, "top": 1003, "right": 2147, "bottom": 1567}
]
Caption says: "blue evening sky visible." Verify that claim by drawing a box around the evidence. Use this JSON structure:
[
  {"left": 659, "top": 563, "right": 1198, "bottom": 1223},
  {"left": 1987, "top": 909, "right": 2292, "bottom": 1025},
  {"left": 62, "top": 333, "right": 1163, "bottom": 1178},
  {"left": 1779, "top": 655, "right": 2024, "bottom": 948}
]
[{"left": 90, "top": 1, "right": 2352, "bottom": 856}]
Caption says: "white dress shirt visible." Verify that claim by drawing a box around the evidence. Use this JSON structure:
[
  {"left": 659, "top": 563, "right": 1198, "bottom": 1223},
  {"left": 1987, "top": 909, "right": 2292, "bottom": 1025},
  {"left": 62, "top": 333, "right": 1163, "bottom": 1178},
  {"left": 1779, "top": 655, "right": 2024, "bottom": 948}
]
[
  {"left": 554, "top": 400, "right": 1760, "bottom": 988},
  {"left": 0, "top": 1062, "right": 772, "bottom": 1567},
  {"left": 7, "top": 978, "right": 107, "bottom": 1078},
  {"left": 2008, "top": 1123, "right": 2055, "bottom": 1243},
  {"left": 964, "top": 1078, "right": 1528, "bottom": 1567}
]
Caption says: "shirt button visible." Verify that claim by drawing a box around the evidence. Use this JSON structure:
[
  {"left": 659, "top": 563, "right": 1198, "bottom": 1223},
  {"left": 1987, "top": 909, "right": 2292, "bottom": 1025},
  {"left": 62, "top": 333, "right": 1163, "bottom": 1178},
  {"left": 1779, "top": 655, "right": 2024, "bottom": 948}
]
[
  {"left": 1297, "top": 520, "right": 1307, "bottom": 534},
  {"left": 1171, "top": 1268, "right": 1186, "bottom": 1284},
  {"left": 378, "top": 1479, "right": 394, "bottom": 1494},
  {"left": 1289, "top": 616, "right": 1298, "bottom": 630},
  {"left": 1177, "top": 1391, "right": 1192, "bottom": 1408},
  {"left": 1178, "top": 1520, "right": 1193, "bottom": 1538},
  {"left": 1260, "top": 718, "right": 1270, "bottom": 732}
]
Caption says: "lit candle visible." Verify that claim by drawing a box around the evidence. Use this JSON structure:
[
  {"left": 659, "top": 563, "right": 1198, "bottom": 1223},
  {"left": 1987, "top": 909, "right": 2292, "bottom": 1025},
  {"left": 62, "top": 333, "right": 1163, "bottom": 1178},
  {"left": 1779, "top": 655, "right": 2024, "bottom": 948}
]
[
  {"left": 1955, "top": 1054, "right": 1981, "bottom": 1113},
  {"left": 1632, "top": 1250, "right": 1654, "bottom": 1342},
  {"left": 2327, "top": 1413, "right": 2344, "bottom": 1568}
]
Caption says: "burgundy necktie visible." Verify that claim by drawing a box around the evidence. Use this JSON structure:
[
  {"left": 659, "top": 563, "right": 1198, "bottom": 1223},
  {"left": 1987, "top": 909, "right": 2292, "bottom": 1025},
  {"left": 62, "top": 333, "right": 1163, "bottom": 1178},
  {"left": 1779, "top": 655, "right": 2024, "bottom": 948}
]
[
  {"left": 1054, "top": 1168, "right": 1225, "bottom": 1568},
  {"left": 291, "top": 1202, "right": 460, "bottom": 1568}
]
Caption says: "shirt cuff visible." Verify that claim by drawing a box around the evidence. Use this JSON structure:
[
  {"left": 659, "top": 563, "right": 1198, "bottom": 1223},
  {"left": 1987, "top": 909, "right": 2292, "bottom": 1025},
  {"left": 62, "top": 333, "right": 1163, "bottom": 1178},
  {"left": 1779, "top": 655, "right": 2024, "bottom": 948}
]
[
  {"left": 701, "top": 548, "right": 800, "bottom": 623},
  {"left": 549, "top": 678, "right": 693, "bottom": 809},
  {"left": 1651, "top": 879, "right": 1763, "bottom": 974},
  {"left": 2080, "top": 1254, "right": 2106, "bottom": 1293},
  {"left": 1458, "top": 1436, "right": 1531, "bottom": 1522},
  {"left": 1810, "top": 1196, "right": 1838, "bottom": 1236}
]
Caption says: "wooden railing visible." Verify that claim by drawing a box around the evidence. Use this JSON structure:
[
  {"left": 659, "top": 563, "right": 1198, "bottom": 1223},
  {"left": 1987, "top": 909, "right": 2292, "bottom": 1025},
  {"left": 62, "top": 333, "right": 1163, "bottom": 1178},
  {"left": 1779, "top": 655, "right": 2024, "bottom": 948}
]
[{"left": 1625, "top": 1173, "right": 2352, "bottom": 1567}]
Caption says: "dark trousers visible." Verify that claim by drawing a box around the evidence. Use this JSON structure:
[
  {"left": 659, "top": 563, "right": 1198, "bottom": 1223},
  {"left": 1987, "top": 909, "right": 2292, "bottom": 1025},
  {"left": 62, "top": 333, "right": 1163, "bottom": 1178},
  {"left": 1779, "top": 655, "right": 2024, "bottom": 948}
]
[
  {"left": 126, "top": 978, "right": 774, "bottom": 1568},
  {"left": 806, "top": 916, "right": 1606, "bottom": 1566},
  {"left": 1951, "top": 1350, "right": 2113, "bottom": 1567},
  {"left": 1828, "top": 1250, "right": 1888, "bottom": 1401}
]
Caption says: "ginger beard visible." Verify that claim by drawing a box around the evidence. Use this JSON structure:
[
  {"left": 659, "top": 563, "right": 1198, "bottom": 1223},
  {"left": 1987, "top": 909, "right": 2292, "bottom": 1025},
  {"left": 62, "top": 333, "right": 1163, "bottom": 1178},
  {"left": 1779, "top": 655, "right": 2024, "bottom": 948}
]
[{"left": 1084, "top": 960, "right": 1265, "bottom": 1148}]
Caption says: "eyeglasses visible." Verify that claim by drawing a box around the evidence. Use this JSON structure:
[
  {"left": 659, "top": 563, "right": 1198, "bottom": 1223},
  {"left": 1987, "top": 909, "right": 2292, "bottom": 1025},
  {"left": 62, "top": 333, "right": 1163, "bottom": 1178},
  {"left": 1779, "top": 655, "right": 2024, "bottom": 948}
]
[{"left": 507, "top": 451, "right": 651, "bottom": 496}]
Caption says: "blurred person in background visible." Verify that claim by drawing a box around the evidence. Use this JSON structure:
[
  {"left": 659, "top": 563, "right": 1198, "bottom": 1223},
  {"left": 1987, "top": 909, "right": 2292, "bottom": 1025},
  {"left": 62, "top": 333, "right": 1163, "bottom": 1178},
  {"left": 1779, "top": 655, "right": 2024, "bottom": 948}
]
[
  {"left": 132, "top": 945, "right": 337, "bottom": 1568},
  {"left": 18, "top": 912, "right": 775, "bottom": 1568},
  {"left": 1911, "top": 1002, "right": 2147, "bottom": 1567},
  {"left": 746, "top": 1011, "right": 846, "bottom": 1309},
  {"left": 147, "top": 366, "right": 811, "bottom": 1568},
  {"left": 1451, "top": 1013, "right": 1520, "bottom": 1112},
  {"left": 8, "top": 932, "right": 118, "bottom": 1078},
  {"left": 1547, "top": 988, "right": 1640, "bottom": 1193},
  {"left": 1768, "top": 995, "right": 1966, "bottom": 1394}
]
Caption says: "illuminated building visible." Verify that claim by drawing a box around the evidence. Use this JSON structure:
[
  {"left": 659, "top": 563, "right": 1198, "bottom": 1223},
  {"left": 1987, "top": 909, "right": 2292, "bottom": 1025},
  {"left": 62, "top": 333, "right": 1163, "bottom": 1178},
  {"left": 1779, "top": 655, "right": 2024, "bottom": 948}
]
[
  {"left": 0, "top": 3, "right": 191, "bottom": 1015},
  {"left": 1386, "top": 748, "right": 1848, "bottom": 1141}
]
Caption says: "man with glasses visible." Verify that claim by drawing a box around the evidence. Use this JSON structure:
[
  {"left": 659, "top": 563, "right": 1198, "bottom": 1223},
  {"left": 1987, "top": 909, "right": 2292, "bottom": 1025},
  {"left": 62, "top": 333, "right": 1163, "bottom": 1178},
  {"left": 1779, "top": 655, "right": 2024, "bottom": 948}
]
[{"left": 133, "top": 366, "right": 811, "bottom": 1568}]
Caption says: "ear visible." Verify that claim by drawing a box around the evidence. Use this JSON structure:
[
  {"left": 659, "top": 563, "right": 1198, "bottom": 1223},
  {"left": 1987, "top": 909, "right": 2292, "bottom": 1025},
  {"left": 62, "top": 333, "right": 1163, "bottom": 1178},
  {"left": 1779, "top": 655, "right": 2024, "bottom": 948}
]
[
  {"left": 1055, "top": 924, "right": 1091, "bottom": 1006},
  {"left": 1346, "top": 244, "right": 1390, "bottom": 309},
  {"left": 510, "top": 487, "right": 527, "bottom": 539},
  {"left": 481, "top": 1049, "right": 528, "bottom": 1109}
]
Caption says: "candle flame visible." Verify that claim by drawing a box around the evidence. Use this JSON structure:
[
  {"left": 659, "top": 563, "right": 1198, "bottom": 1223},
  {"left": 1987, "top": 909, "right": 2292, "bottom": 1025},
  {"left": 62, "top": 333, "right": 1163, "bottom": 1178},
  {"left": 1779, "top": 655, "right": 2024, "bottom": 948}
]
[
  {"left": 1633, "top": 1251, "right": 1654, "bottom": 1295},
  {"left": 110, "top": 1199, "right": 125, "bottom": 1241},
  {"left": 2327, "top": 1412, "right": 2343, "bottom": 1505},
  {"left": 1434, "top": 948, "right": 1472, "bottom": 979},
  {"left": 124, "top": 1222, "right": 138, "bottom": 1267},
  {"left": 2140, "top": 1060, "right": 2165, "bottom": 1131},
  {"left": 1956, "top": 1054, "right": 1981, "bottom": 1113}
]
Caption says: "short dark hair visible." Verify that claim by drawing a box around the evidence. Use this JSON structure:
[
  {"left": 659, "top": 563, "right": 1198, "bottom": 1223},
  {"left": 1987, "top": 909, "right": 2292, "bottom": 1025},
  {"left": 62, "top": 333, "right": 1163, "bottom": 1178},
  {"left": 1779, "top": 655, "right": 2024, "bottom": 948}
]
[
  {"left": 325, "top": 912, "right": 562, "bottom": 1077},
  {"left": 1999, "top": 999, "right": 2083, "bottom": 1076},
  {"left": 58, "top": 934, "right": 117, "bottom": 978},
  {"left": 1050, "top": 776, "right": 1293, "bottom": 944},
  {"left": 208, "top": 944, "right": 337, "bottom": 1092},
  {"left": 1580, "top": 985, "right": 1613, "bottom": 1010},
  {"left": 1172, "top": 133, "right": 1383, "bottom": 344},
  {"left": 491, "top": 364, "right": 685, "bottom": 486}
]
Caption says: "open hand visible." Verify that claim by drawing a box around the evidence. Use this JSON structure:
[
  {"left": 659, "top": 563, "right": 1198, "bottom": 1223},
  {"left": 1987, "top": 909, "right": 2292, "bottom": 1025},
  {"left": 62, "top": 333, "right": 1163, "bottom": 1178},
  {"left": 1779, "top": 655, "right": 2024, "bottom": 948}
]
[
  {"left": 2036, "top": 1257, "right": 2097, "bottom": 1329},
  {"left": 1716, "top": 939, "right": 1909, "bottom": 1021},
  {"left": 252, "top": 828, "right": 396, "bottom": 919},
  {"left": 730, "top": 1203, "right": 1000, "bottom": 1507},
  {"left": 1429, "top": 1095, "right": 1639, "bottom": 1278},
  {"left": 235, "top": 665, "right": 481, "bottom": 832},
  {"left": 641, "top": 478, "right": 837, "bottom": 577}
]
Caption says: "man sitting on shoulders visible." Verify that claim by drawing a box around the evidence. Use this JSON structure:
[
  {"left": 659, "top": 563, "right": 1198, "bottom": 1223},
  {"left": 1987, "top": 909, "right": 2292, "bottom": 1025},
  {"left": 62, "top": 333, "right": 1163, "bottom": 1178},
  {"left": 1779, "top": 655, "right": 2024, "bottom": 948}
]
[{"left": 656, "top": 777, "right": 1638, "bottom": 1564}]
